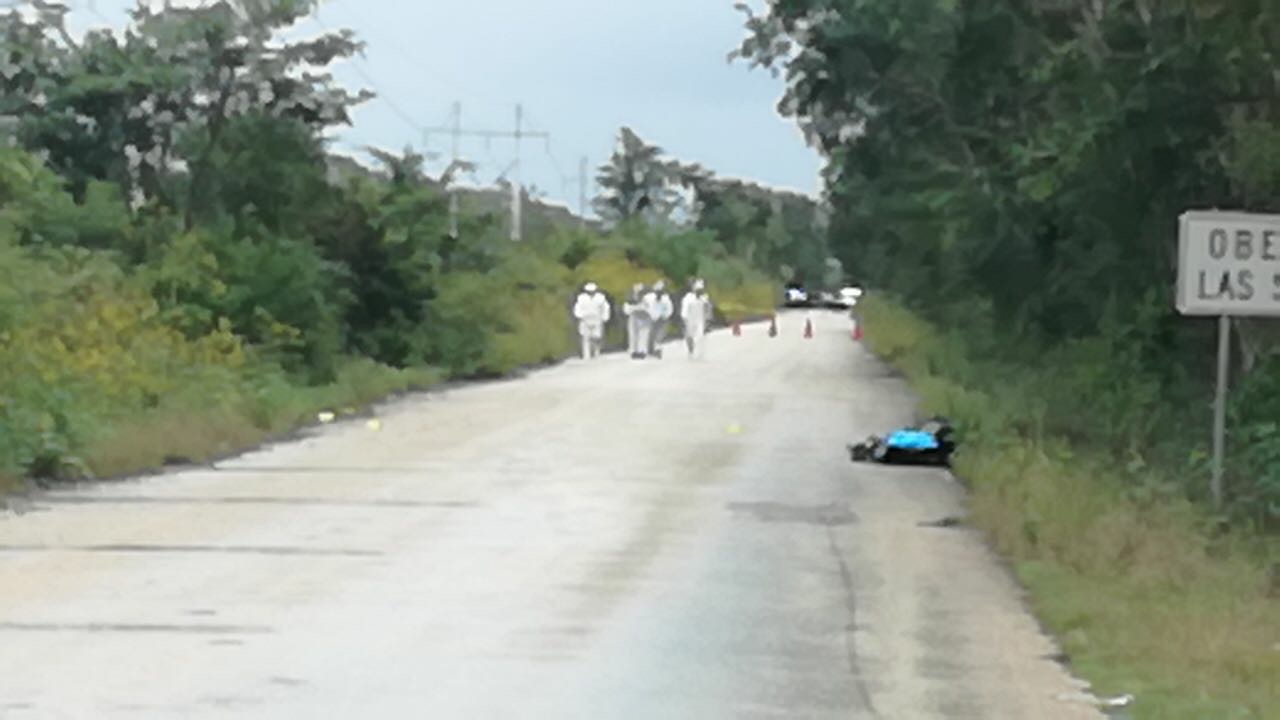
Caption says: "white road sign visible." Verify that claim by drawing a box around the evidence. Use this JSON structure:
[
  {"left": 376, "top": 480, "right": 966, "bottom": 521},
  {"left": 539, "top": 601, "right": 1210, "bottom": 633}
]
[{"left": 1177, "top": 210, "right": 1280, "bottom": 316}]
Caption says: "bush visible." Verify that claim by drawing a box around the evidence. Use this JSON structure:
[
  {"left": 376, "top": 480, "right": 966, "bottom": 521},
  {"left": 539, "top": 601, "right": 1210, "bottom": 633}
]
[
  {"left": 0, "top": 141, "right": 790, "bottom": 489},
  {"left": 81, "top": 358, "right": 444, "bottom": 478},
  {"left": 1228, "top": 357, "right": 1280, "bottom": 527},
  {"left": 421, "top": 270, "right": 506, "bottom": 376},
  {"left": 208, "top": 230, "right": 347, "bottom": 381},
  {"left": 0, "top": 240, "right": 248, "bottom": 479},
  {"left": 482, "top": 248, "right": 577, "bottom": 374},
  {"left": 859, "top": 295, "right": 1280, "bottom": 718},
  {"left": 611, "top": 222, "right": 713, "bottom": 284}
]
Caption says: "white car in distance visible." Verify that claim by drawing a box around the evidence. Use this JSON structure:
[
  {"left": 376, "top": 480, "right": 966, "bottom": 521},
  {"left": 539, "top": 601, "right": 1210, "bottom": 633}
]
[{"left": 833, "top": 286, "right": 863, "bottom": 309}]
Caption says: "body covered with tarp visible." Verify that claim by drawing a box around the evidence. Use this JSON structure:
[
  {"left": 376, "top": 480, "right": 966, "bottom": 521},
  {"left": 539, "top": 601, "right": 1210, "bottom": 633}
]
[{"left": 848, "top": 418, "right": 956, "bottom": 466}]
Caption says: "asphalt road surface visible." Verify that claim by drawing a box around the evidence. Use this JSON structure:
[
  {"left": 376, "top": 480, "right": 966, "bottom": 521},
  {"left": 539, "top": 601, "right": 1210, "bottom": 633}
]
[{"left": 0, "top": 312, "right": 1100, "bottom": 719}]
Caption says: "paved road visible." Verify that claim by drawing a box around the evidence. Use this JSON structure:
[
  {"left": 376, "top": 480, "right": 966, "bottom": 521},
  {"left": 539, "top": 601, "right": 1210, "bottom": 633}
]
[{"left": 0, "top": 312, "right": 1098, "bottom": 719}]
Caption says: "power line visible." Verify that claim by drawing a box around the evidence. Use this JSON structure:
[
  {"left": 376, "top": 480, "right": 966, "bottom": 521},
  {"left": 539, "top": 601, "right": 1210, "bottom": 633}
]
[
  {"left": 319, "top": 0, "right": 499, "bottom": 112},
  {"left": 420, "top": 101, "right": 554, "bottom": 242},
  {"left": 480, "top": 136, "right": 505, "bottom": 178},
  {"left": 310, "top": 12, "right": 426, "bottom": 139},
  {"left": 523, "top": 107, "right": 593, "bottom": 213},
  {"left": 343, "top": 59, "right": 425, "bottom": 135},
  {"left": 538, "top": 131, "right": 593, "bottom": 220},
  {"left": 316, "top": 3, "right": 584, "bottom": 215},
  {"left": 421, "top": 106, "right": 549, "bottom": 173},
  {"left": 543, "top": 138, "right": 566, "bottom": 179},
  {"left": 559, "top": 155, "right": 592, "bottom": 224},
  {"left": 62, "top": 3, "right": 422, "bottom": 145}
]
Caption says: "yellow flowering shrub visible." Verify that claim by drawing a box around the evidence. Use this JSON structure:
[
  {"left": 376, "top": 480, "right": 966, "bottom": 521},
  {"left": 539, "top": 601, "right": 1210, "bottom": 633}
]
[
  {"left": 712, "top": 281, "right": 779, "bottom": 322},
  {"left": 0, "top": 245, "right": 248, "bottom": 478}
]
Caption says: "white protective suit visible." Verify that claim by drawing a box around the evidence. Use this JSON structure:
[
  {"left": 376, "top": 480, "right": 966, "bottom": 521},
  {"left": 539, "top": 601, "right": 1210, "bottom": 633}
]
[
  {"left": 681, "top": 288, "right": 714, "bottom": 359},
  {"left": 623, "top": 284, "right": 654, "bottom": 359},
  {"left": 573, "top": 288, "right": 611, "bottom": 360},
  {"left": 647, "top": 285, "right": 674, "bottom": 358}
]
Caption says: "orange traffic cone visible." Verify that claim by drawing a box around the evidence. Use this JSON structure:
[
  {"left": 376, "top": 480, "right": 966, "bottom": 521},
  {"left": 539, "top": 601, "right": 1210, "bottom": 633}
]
[
  {"left": 733, "top": 321, "right": 742, "bottom": 337},
  {"left": 768, "top": 315, "right": 778, "bottom": 338},
  {"left": 804, "top": 318, "right": 814, "bottom": 339}
]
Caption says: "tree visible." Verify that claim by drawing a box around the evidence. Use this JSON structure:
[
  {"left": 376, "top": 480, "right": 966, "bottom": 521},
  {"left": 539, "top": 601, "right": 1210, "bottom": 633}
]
[
  {"left": 1, "top": 1, "right": 369, "bottom": 227},
  {"left": 733, "top": 0, "right": 1278, "bottom": 333},
  {"left": 736, "top": 0, "right": 1280, "bottom": 516},
  {"left": 594, "top": 127, "right": 677, "bottom": 224},
  {"left": 684, "top": 174, "right": 829, "bottom": 283}
]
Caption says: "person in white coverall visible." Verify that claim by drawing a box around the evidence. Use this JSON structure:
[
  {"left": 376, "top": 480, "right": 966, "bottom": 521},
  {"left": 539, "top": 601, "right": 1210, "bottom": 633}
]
[
  {"left": 681, "top": 279, "right": 713, "bottom": 359},
  {"left": 646, "top": 281, "right": 674, "bottom": 359},
  {"left": 623, "top": 283, "right": 653, "bottom": 360},
  {"left": 573, "top": 282, "right": 610, "bottom": 360}
]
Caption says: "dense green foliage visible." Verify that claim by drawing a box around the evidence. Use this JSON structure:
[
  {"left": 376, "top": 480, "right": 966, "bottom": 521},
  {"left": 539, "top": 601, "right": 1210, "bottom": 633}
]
[
  {"left": 0, "top": 1, "right": 813, "bottom": 484},
  {"left": 595, "top": 126, "right": 835, "bottom": 287},
  {"left": 742, "top": 4, "right": 1280, "bottom": 712},
  {"left": 740, "top": 0, "right": 1280, "bottom": 526},
  {"left": 860, "top": 297, "right": 1279, "bottom": 719}
]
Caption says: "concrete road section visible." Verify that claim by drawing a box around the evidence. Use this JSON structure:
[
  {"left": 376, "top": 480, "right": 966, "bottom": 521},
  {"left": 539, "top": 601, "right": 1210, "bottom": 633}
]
[{"left": 0, "top": 311, "right": 1099, "bottom": 719}]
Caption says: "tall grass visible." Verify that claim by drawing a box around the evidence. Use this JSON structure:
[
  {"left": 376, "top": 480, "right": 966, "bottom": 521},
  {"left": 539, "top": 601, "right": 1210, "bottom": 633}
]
[
  {"left": 79, "top": 360, "right": 442, "bottom": 479},
  {"left": 859, "top": 297, "right": 1280, "bottom": 719},
  {"left": 3, "top": 243, "right": 773, "bottom": 486},
  {"left": 714, "top": 280, "right": 780, "bottom": 323}
]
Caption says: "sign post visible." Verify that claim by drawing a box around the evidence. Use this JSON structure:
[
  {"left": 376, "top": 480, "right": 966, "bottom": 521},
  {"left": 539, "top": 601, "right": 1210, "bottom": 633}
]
[
  {"left": 1212, "top": 315, "right": 1229, "bottom": 508},
  {"left": 1177, "top": 211, "right": 1280, "bottom": 508}
]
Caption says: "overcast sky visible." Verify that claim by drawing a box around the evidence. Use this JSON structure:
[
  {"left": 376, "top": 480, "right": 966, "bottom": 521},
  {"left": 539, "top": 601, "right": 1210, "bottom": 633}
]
[{"left": 61, "top": 0, "right": 822, "bottom": 213}]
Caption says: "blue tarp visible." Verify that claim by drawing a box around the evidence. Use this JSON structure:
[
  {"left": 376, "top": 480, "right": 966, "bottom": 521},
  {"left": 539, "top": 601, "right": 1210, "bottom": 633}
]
[{"left": 885, "top": 429, "right": 940, "bottom": 451}]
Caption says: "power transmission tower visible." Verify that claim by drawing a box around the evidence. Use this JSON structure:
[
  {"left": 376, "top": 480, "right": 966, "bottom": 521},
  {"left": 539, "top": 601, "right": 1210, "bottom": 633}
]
[
  {"left": 560, "top": 156, "right": 591, "bottom": 229},
  {"left": 424, "top": 102, "right": 548, "bottom": 242},
  {"left": 410, "top": 104, "right": 472, "bottom": 240}
]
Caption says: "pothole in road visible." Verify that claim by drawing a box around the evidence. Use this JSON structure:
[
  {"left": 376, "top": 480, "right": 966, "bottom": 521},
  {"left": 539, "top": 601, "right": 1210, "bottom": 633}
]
[{"left": 727, "top": 501, "right": 858, "bottom": 527}]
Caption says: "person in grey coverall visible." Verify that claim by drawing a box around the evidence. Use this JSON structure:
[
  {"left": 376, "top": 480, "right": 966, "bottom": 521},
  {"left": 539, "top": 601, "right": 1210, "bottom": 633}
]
[
  {"left": 646, "top": 281, "right": 674, "bottom": 358},
  {"left": 623, "top": 283, "right": 653, "bottom": 360}
]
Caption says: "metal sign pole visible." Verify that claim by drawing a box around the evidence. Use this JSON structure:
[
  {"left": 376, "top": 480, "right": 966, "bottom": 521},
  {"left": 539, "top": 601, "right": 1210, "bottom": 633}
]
[
  {"left": 1211, "top": 315, "right": 1230, "bottom": 509},
  {"left": 1178, "top": 211, "right": 1280, "bottom": 509}
]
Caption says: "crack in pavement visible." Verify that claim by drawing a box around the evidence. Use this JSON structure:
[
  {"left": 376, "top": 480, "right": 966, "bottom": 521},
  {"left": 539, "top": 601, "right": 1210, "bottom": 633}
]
[
  {"left": 825, "top": 524, "right": 882, "bottom": 718},
  {"left": 727, "top": 501, "right": 858, "bottom": 527}
]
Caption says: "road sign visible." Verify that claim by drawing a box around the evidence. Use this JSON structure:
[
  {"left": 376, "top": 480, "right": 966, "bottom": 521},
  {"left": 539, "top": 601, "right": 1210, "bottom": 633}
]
[
  {"left": 1175, "top": 210, "right": 1280, "bottom": 508},
  {"left": 1177, "top": 211, "right": 1280, "bottom": 317}
]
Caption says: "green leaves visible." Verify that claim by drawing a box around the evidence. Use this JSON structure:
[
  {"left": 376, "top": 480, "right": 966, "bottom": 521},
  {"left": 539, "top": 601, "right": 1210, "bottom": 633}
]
[
  {"left": 4, "top": 1, "right": 367, "bottom": 220},
  {"left": 1221, "top": 119, "right": 1280, "bottom": 209},
  {"left": 742, "top": 0, "right": 1280, "bottom": 522},
  {"left": 594, "top": 128, "right": 678, "bottom": 224}
]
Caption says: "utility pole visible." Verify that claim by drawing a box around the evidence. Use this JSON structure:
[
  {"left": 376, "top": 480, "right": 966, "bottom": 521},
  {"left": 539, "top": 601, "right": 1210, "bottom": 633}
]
[
  {"left": 579, "top": 156, "right": 589, "bottom": 228},
  {"left": 423, "top": 103, "right": 548, "bottom": 243},
  {"left": 560, "top": 156, "right": 591, "bottom": 230},
  {"left": 448, "top": 101, "right": 461, "bottom": 239},
  {"left": 512, "top": 103, "right": 523, "bottom": 242}
]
